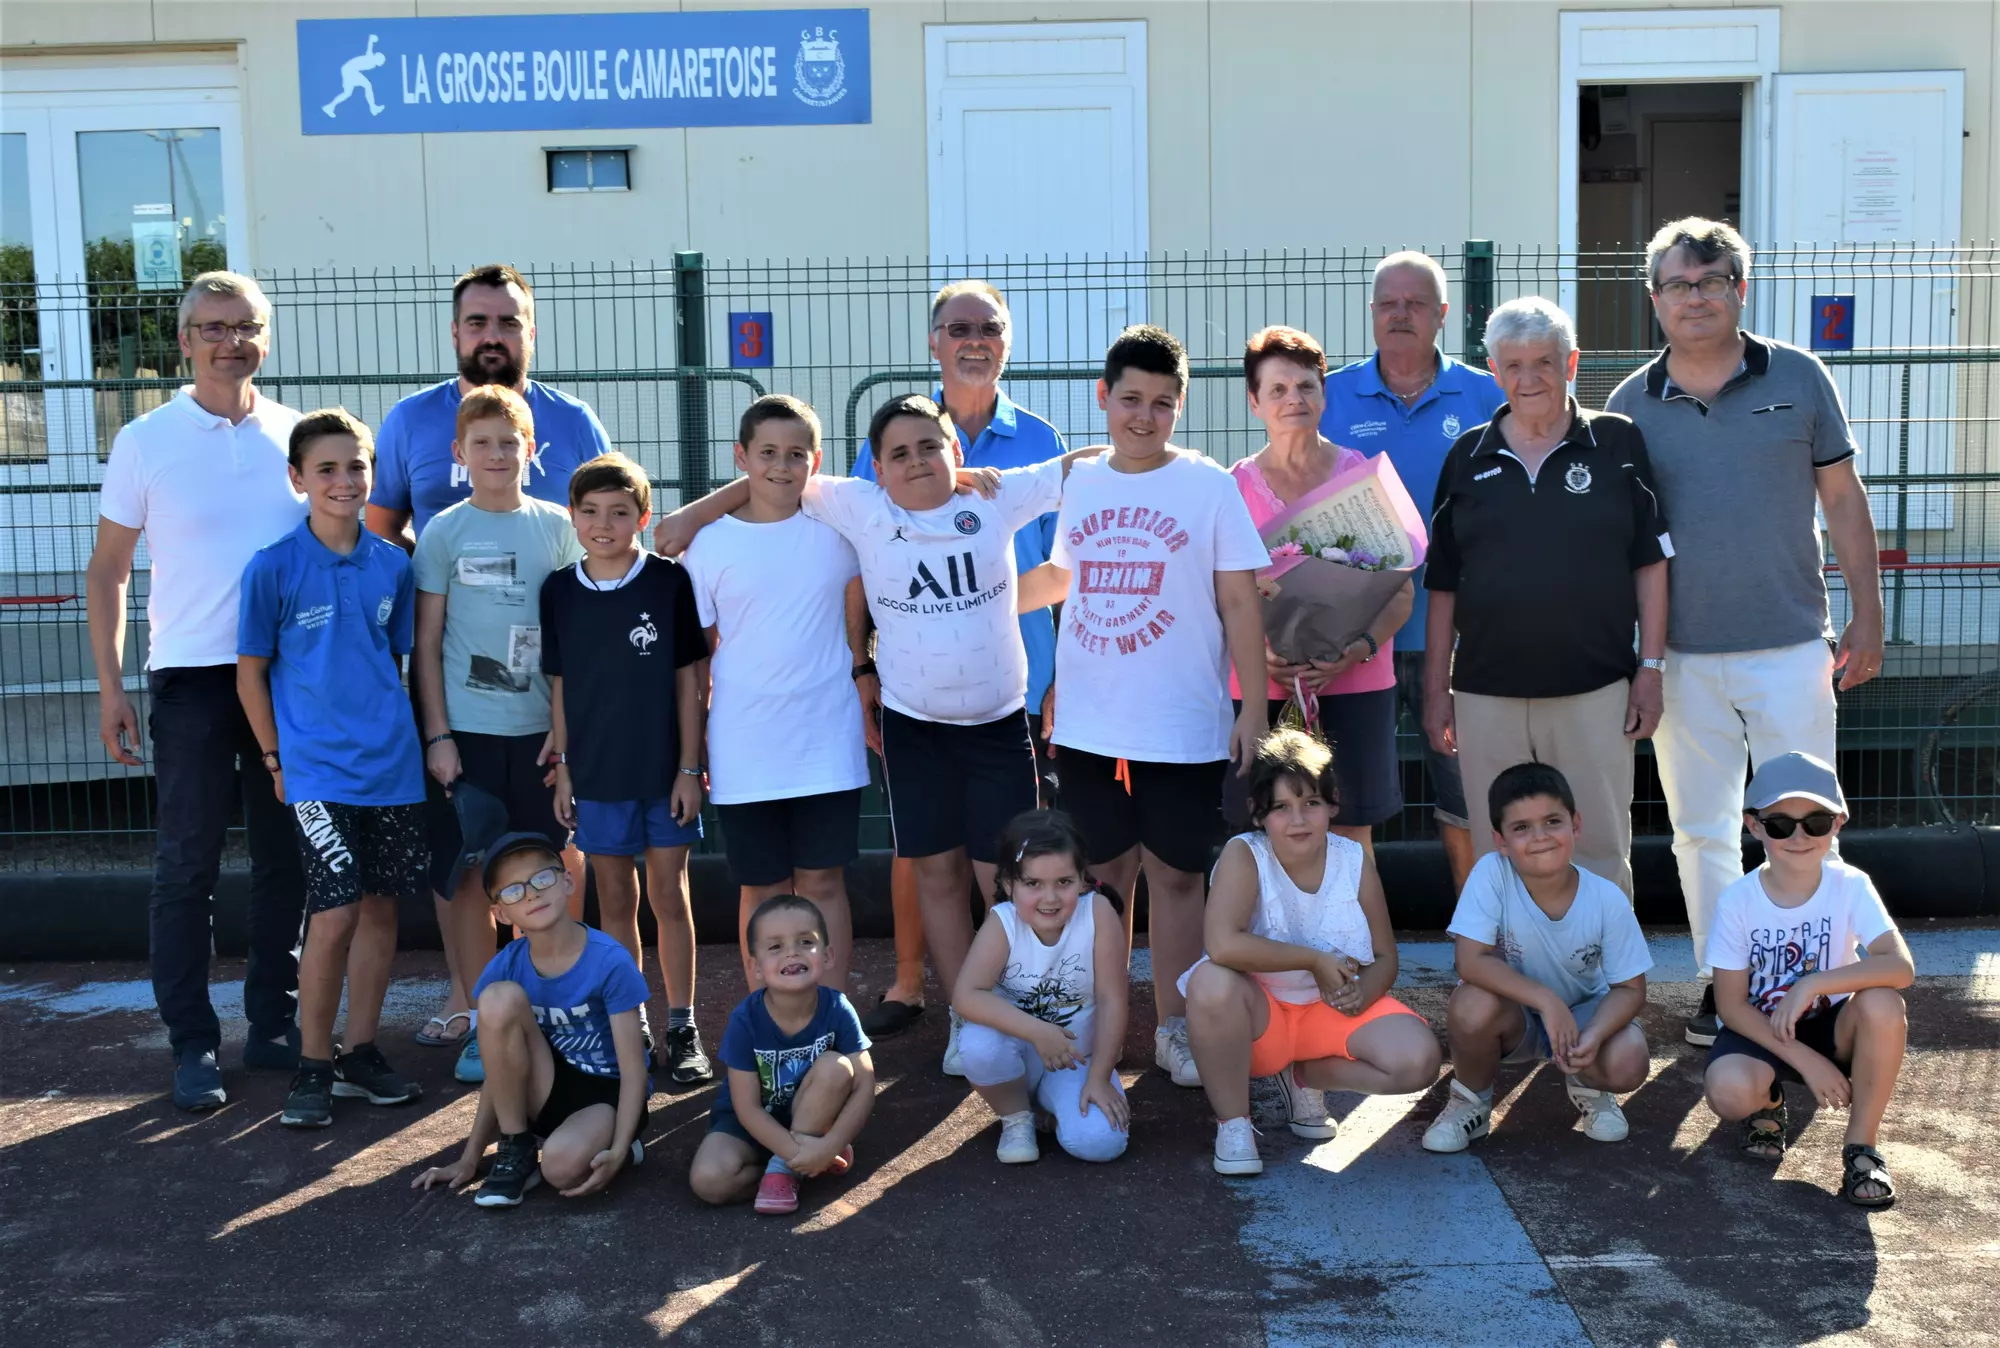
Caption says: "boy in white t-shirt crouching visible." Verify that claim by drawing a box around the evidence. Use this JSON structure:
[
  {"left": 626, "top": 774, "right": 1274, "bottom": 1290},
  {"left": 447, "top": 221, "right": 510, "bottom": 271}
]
[
  {"left": 681, "top": 396, "right": 871, "bottom": 993},
  {"left": 1703, "top": 752, "right": 1912, "bottom": 1208}
]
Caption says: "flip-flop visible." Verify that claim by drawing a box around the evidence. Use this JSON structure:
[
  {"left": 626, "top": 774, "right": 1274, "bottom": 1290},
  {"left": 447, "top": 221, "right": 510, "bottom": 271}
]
[
  {"left": 860, "top": 997, "right": 925, "bottom": 1038},
  {"left": 416, "top": 1010, "right": 472, "bottom": 1048}
]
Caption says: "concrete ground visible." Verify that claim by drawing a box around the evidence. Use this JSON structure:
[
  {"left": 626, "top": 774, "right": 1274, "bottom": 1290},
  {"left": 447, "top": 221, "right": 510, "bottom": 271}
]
[{"left": 1, "top": 925, "right": 1994, "bottom": 1347}]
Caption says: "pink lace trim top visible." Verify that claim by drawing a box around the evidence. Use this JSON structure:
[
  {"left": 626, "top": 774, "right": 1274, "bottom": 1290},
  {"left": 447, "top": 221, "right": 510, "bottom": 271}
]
[{"left": 1230, "top": 451, "right": 1398, "bottom": 698}]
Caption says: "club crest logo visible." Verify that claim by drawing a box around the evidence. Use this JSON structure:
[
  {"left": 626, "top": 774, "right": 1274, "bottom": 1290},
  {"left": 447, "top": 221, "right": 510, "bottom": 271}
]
[
  {"left": 1442, "top": 414, "right": 1461, "bottom": 438},
  {"left": 794, "top": 27, "right": 847, "bottom": 107},
  {"left": 629, "top": 611, "right": 658, "bottom": 653},
  {"left": 1564, "top": 462, "right": 1593, "bottom": 495},
  {"left": 376, "top": 595, "right": 394, "bottom": 626},
  {"left": 953, "top": 510, "right": 982, "bottom": 536}
]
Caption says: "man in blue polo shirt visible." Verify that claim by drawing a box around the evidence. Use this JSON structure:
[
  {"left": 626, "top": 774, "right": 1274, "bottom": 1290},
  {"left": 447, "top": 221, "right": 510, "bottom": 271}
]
[
  {"left": 1322, "top": 251, "right": 1505, "bottom": 893},
  {"left": 239, "top": 409, "right": 428, "bottom": 1131},
  {"left": 851, "top": 279, "right": 1066, "bottom": 1042},
  {"left": 366, "top": 262, "right": 609, "bottom": 1054}
]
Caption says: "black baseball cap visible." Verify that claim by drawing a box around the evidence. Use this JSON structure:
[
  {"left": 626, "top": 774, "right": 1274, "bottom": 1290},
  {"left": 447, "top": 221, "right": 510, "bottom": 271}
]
[{"left": 480, "top": 831, "right": 565, "bottom": 894}]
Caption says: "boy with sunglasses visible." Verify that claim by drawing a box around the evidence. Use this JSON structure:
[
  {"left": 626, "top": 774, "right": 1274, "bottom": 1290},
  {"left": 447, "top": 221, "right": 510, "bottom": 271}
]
[
  {"left": 413, "top": 832, "right": 651, "bottom": 1208},
  {"left": 1703, "top": 752, "right": 1912, "bottom": 1208}
]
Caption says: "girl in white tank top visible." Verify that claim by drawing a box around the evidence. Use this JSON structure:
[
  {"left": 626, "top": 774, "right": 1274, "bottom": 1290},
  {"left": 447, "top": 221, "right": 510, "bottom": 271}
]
[{"left": 952, "top": 811, "right": 1131, "bottom": 1165}]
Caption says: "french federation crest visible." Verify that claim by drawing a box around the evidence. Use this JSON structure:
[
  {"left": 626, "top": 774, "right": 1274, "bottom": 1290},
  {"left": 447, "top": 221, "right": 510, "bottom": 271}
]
[
  {"left": 1441, "top": 413, "right": 1461, "bottom": 437},
  {"left": 794, "top": 27, "right": 847, "bottom": 107},
  {"left": 629, "top": 612, "right": 659, "bottom": 653},
  {"left": 1563, "top": 462, "right": 1592, "bottom": 495}
]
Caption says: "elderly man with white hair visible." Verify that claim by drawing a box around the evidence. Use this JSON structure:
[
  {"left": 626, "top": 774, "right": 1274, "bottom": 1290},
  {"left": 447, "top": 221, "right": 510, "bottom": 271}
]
[{"left": 1421, "top": 297, "right": 1672, "bottom": 895}]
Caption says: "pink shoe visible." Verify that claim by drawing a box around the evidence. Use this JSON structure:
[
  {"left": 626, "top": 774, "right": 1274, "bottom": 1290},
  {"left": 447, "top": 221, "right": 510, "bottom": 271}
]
[
  {"left": 754, "top": 1169, "right": 800, "bottom": 1215},
  {"left": 829, "top": 1145, "right": 855, "bottom": 1175}
]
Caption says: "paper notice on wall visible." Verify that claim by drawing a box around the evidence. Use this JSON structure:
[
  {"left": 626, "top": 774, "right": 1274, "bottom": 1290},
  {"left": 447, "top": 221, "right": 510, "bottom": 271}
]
[
  {"left": 131, "top": 221, "right": 182, "bottom": 291},
  {"left": 1843, "top": 143, "right": 1911, "bottom": 240}
]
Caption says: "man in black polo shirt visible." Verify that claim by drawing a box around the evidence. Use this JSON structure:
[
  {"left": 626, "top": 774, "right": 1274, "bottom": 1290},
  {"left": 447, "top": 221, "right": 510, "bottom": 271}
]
[{"left": 1422, "top": 297, "right": 1671, "bottom": 896}]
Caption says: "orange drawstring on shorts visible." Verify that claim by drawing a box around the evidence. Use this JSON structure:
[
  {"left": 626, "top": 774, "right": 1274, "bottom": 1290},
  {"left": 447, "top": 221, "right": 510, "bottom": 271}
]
[{"left": 1114, "top": 758, "right": 1132, "bottom": 794}]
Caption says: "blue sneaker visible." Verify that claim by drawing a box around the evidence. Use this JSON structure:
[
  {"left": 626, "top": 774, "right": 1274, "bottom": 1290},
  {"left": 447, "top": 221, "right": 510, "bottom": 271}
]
[
  {"left": 243, "top": 1023, "right": 302, "bottom": 1072},
  {"left": 454, "top": 1035, "right": 485, "bottom": 1084},
  {"left": 172, "top": 1046, "right": 226, "bottom": 1112}
]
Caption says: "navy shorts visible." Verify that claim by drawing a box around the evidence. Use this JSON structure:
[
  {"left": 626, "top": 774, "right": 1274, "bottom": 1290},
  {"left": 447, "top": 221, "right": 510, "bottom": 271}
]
[
  {"left": 292, "top": 800, "right": 427, "bottom": 916},
  {"left": 1056, "top": 747, "right": 1226, "bottom": 875},
  {"left": 530, "top": 1049, "right": 649, "bottom": 1139},
  {"left": 574, "top": 797, "right": 702, "bottom": 858},
  {"left": 1707, "top": 1005, "right": 1848, "bottom": 1085},
  {"left": 716, "top": 789, "right": 862, "bottom": 887},
  {"left": 1394, "top": 650, "right": 1469, "bottom": 829},
  {"left": 1226, "top": 691, "right": 1404, "bottom": 830},
  {"left": 880, "top": 707, "right": 1036, "bottom": 864}
]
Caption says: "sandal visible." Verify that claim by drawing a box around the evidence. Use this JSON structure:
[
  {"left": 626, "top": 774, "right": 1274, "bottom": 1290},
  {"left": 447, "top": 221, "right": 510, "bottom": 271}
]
[
  {"left": 1841, "top": 1143, "right": 1897, "bottom": 1208},
  {"left": 1740, "top": 1094, "right": 1788, "bottom": 1161},
  {"left": 415, "top": 1010, "right": 472, "bottom": 1048},
  {"left": 860, "top": 997, "right": 924, "bottom": 1039}
]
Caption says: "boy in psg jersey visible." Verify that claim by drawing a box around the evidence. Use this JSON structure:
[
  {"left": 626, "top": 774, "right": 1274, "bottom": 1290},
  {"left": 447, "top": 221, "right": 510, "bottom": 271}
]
[{"left": 542, "top": 452, "right": 713, "bottom": 1086}]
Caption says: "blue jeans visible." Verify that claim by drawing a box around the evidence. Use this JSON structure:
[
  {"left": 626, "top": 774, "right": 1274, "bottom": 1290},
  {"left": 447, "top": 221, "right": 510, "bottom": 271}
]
[
  {"left": 147, "top": 665, "right": 306, "bottom": 1052},
  {"left": 1394, "top": 649, "right": 1470, "bottom": 829}
]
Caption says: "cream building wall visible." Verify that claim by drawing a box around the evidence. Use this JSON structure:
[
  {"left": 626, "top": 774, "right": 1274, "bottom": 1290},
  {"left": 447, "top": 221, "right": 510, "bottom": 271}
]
[{"left": 5, "top": 0, "right": 1996, "bottom": 269}]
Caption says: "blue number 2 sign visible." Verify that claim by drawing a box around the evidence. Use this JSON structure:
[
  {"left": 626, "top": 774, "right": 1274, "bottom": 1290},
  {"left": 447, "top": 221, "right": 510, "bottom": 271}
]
[
  {"left": 1810, "top": 295, "right": 1856, "bottom": 352},
  {"left": 729, "top": 311, "right": 774, "bottom": 368}
]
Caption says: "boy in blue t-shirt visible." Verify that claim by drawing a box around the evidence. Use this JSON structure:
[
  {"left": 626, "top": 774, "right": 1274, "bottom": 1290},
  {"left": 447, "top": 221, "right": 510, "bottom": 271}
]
[
  {"left": 238, "top": 409, "right": 428, "bottom": 1130},
  {"left": 688, "top": 895, "right": 875, "bottom": 1216},
  {"left": 413, "top": 832, "right": 652, "bottom": 1209}
]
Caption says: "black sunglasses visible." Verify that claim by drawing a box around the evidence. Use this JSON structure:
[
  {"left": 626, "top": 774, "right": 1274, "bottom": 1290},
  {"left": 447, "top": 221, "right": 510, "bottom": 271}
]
[{"left": 1756, "top": 811, "right": 1837, "bottom": 839}]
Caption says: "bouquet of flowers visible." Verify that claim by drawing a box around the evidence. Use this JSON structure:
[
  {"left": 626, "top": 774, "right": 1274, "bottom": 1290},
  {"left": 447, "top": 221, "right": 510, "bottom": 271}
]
[{"left": 1255, "top": 454, "right": 1428, "bottom": 672}]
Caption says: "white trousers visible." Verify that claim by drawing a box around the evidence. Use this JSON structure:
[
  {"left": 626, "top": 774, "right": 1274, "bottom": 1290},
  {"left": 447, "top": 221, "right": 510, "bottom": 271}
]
[
  {"left": 1655, "top": 639, "right": 1838, "bottom": 971},
  {"left": 956, "top": 1021, "right": 1128, "bottom": 1163}
]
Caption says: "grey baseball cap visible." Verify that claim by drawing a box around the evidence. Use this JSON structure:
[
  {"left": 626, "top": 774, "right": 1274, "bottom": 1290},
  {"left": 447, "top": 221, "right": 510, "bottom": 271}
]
[{"left": 1745, "top": 751, "right": 1847, "bottom": 814}]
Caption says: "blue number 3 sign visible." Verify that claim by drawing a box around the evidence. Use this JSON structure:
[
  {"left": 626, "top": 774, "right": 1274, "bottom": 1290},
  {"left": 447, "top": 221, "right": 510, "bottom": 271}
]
[{"left": 730, "top": 311, "right": 774, "bottom": 368}]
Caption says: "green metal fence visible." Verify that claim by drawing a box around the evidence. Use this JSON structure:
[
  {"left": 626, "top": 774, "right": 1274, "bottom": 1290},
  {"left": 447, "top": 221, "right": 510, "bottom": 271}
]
[{"left": 2, "top": 243, "right": 1998, "bottom": 869}]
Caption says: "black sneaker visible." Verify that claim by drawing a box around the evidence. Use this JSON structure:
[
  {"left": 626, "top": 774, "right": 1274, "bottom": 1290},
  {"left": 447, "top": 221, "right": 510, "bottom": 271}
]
[
  {"left": 243, "top": 1023, "right": 301, "bottom": 1072},
  {"left": 280, "top": 1059, "right": 335, "bottom": 1128},
  {"left": 664, "top": 1024, "right": 713, "bottom": 1086},
  {"left": 475, "top": 1132, "right": 542, "bottom": 1208},
  {"left": 1685, "top": 983, "right": 1721, "bottom": 1048},
  {"left": 333, "top": 1042, "right": 423, "bottom": 1105}
]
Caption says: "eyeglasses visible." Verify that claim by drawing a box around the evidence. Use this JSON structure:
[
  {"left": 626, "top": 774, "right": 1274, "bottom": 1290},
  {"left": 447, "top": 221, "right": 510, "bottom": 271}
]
[
  {"left": 492, "top": 864, "right": 562, "bottom": 905},
  {"left": 933, "top": 320, "right": 1008, "bottom": 340},
  {"left": 1756, "top": 811, "right": 1837, "bottom": 839},
  {"left": 1653, "top": 275, "right": 1738, "bottom": 303},
  {"left": 188, "top": 320, "right": 267, "bottom": 344}
]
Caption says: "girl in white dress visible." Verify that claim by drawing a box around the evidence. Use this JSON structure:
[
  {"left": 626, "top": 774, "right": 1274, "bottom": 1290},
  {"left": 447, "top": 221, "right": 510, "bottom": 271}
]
[
  {"left": 1185, "top": 730, "right": 1439, "bottom": 1175},
  {"left": 953, "top": 811, "right": 1130, "bottom": 1164}
]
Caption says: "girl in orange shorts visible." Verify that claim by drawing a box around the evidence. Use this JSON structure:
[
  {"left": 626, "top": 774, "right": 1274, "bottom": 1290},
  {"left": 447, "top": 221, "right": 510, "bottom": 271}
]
[{"left": 1182, "top": 730, "right": 1440, "bottom": 1174}]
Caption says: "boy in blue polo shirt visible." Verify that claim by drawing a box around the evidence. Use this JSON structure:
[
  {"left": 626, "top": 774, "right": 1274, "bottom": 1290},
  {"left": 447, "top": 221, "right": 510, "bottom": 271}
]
[{"left": 238, "top": 409, "right": 428, "bottom": 1129}]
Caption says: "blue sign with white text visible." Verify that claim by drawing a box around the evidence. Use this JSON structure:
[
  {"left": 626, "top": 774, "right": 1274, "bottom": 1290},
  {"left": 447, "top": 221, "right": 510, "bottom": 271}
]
[{"left": 298, "top": 11, "right": 870, "bottom": 135}]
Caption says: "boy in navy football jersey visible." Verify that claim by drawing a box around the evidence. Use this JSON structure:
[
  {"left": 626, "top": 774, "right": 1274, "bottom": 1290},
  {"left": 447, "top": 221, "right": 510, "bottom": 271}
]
[{"left": 542, "top": 452, "right": 711, "bottom": 1085}]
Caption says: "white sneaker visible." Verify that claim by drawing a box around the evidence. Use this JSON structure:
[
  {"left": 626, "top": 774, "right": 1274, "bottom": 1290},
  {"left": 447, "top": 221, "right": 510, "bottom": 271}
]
[
  {"left": 628, "top": 1138, "right": 645, "bottom": 1167},
  {"left": 995, "top": 1110, "right": 1040, "bottom": 1164},
  {"left": 942, "top": 1008, "right": 965, "bottom": 1078},
  {"left": 1421, "top": 1079, "right": 1492, "bottom": 1154},
  {"left": 1155, "top": 1022, "right": 1201, "bottom": 1088},
  {"left": 1213, "top": 1116, "right": 1263, "bottom": 1175},
  {"left": 1272, "top": 1067, "right": 1337, "bottom": 1140},
  {"left": 1566, "top": 1076, "right": 1629, "bottom": 1143}
]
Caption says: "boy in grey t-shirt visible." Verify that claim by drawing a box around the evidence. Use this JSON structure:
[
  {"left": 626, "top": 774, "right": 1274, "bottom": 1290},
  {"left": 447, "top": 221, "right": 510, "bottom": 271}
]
[{"left": 1422, "top": 762, "right": 1653, "bottom": 1154}]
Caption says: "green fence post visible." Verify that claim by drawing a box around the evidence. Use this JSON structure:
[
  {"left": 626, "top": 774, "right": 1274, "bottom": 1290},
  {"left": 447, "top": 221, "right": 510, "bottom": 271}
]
[
  {"left": 1462, "top": 240, "right": 1495, "bottom": 363},
  {"left": 674, "top": 250, "right": 710, "bottom": 505},
  {"left": 116, "top": 332, "right": 137, "bottom": 431}
]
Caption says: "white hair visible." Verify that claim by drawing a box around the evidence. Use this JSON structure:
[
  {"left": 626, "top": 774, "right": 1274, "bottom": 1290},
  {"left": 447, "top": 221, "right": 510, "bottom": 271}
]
[
  {"left": 1372, "top": 251, "right": 1448, "bottom": 305},
  {"left": 1482, "top": 296, "right": 1576, "bottom": 357},
  {"left": 177, "top": 271, "right": 272, "bottom": 332}
]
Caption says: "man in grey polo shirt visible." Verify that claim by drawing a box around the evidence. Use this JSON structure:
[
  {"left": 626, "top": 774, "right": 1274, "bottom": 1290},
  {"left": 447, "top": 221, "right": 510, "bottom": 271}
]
[{"left": 1606, "top": 218, "right": 1883, "bottom": 1047}]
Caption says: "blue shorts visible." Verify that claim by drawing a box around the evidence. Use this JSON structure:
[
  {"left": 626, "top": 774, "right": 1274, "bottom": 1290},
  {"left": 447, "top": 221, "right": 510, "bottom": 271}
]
[
  {"left": 1501, "top": 991, "right": 1619, "bottom": 1065},
  {"left": 574, "top": 797, "right": 702, "bottom": 857}
]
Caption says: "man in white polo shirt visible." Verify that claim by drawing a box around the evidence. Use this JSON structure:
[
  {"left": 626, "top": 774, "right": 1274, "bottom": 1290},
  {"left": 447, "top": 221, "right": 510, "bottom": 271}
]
[{"left": 86, "top": 272, "right": 310, "bottom": 1111}]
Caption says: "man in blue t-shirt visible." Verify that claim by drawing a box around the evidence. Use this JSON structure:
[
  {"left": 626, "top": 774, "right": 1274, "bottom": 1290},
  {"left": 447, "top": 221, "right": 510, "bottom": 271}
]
[
  {"left": 850, "top": 281, "right": 1065, "bottom": 1040},
  {"left": 366, "top": 263, "right": 613, "bottom": 544},
  {"left": 1321, "top": 252, "right": 1506, "bottom": 892}
]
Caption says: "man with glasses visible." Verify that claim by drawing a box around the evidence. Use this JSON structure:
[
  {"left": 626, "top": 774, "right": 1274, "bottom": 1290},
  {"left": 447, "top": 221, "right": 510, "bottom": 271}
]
[
  {"left": 87, "top": 271, "right": 309, "bottom": 1110},
  {"left": 1606, "top": 217, "right": 1884, "bottom": 1047},
  {"left": 847, "top": 280, "right": 1066, "bottom": 1057},
  {"left": 1322, "top": 252, "right": 1505, "bottom": 896}
]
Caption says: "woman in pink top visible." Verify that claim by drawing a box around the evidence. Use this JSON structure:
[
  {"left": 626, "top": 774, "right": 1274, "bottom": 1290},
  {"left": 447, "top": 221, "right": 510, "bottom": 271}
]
[{"left": 1230, "top": 327, "right": 1413, "bottom": 862}]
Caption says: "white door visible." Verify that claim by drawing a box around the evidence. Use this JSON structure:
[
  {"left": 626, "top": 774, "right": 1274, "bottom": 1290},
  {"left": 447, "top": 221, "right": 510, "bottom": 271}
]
[
  {"left": 926, "top": 21, "right": 1147, "bottom": 439},
  {"left": 1769, "top": 71, "right": 1965, "bottom": 531}
]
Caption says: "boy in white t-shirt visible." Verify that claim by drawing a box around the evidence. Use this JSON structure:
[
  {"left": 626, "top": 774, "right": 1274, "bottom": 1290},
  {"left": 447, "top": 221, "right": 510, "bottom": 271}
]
[
  {"left": 1423, "top": 762, "right": 1652, "bottom": 1154},
  {"left": 681, "top": 396, "right": 871, "bottom": 994},
  {"left": 658, "top": 394, "right": 1093, "bottom": 1075},
  {"left": 1703, "top": 752, "right": 1911, "bottom": 1208},
  {"left": 1029, "top": 325, "right": 1271, "bottom": 1089}
]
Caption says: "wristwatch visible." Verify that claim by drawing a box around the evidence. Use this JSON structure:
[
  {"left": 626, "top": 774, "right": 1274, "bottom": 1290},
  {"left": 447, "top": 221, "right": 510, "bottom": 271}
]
[
  {"left": 261, "top": 749, "right": 281, "bottom": 771},
  {"left": 1640, "top": 657, "right": 1667, "bottom": 674},
  {"left": 678, "top": 766, "right": 704, "bottom": 778},
  {"left": 851, "top": 661, "right": 877, "bottom": 680}
]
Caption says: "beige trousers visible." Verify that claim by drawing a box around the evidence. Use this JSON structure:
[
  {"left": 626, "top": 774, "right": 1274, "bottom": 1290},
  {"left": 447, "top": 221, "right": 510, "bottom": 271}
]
[{"left": 1454, "top": 678, "right": 1635, "bottom": 897}]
